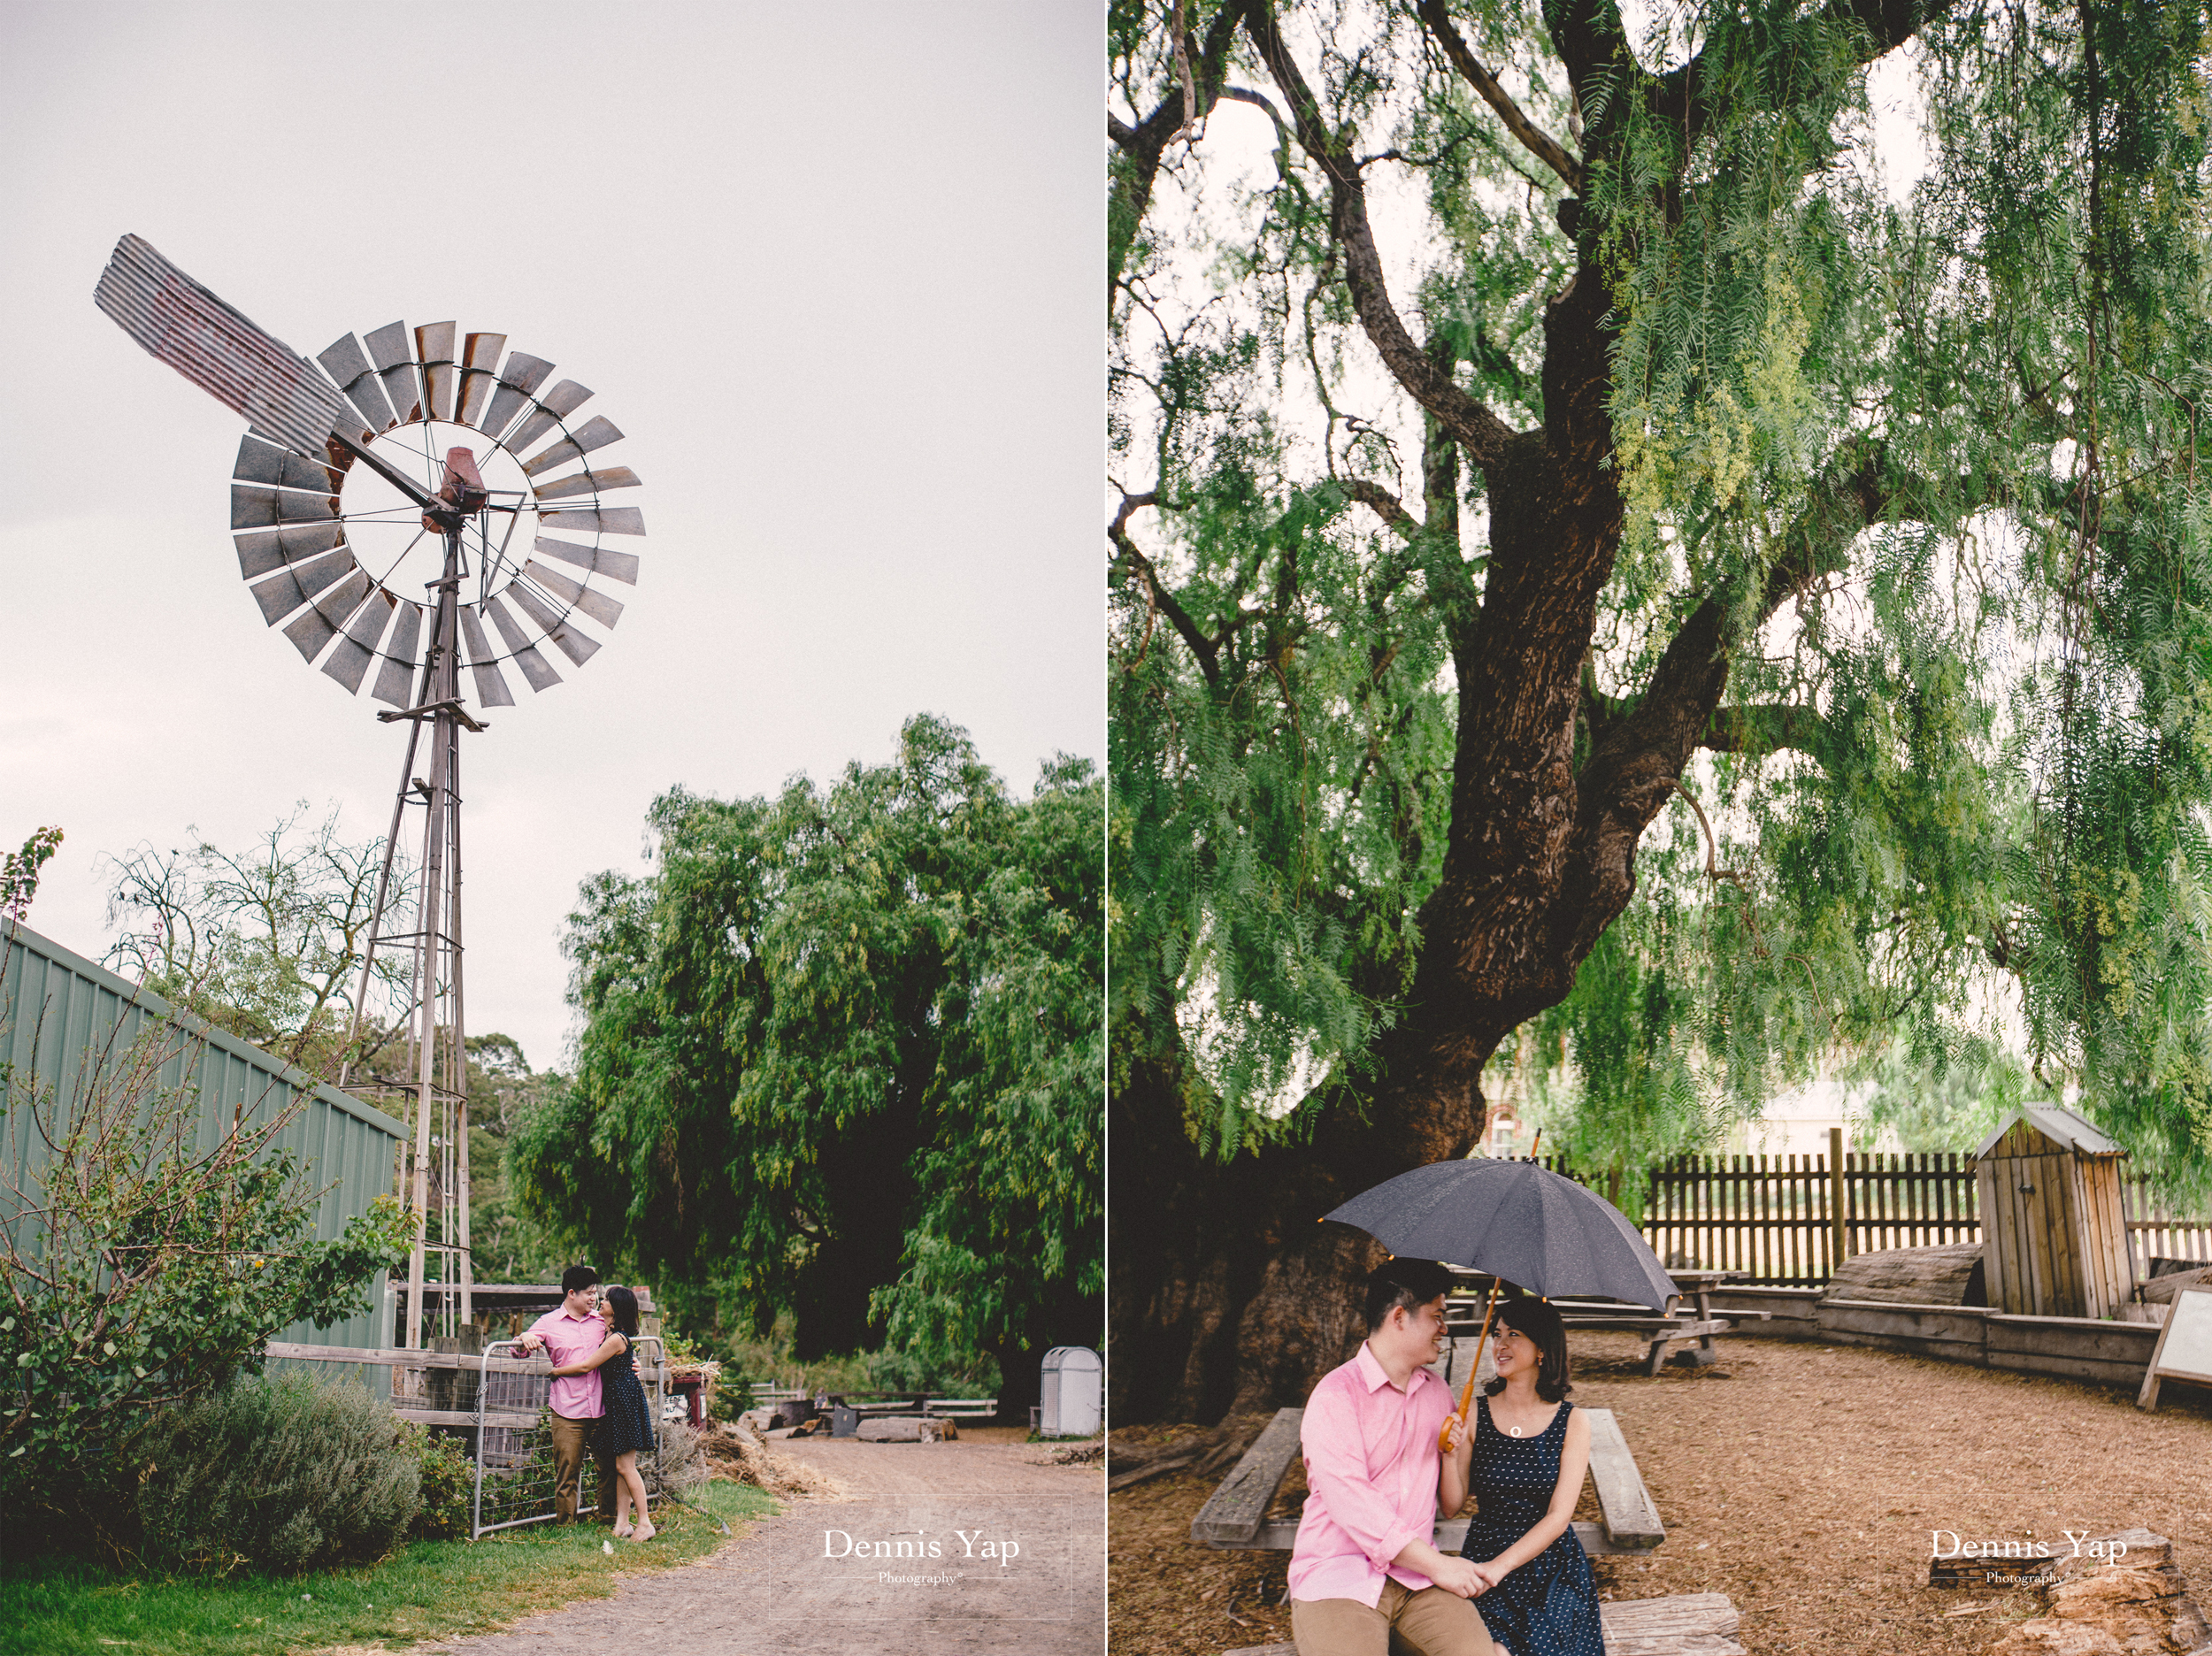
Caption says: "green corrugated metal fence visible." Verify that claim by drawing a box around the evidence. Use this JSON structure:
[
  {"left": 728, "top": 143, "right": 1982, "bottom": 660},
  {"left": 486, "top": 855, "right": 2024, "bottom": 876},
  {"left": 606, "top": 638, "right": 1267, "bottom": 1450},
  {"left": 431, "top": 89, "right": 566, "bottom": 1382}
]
[{"left": 0, "top": 917, "right": 404, "bottom": 1353}]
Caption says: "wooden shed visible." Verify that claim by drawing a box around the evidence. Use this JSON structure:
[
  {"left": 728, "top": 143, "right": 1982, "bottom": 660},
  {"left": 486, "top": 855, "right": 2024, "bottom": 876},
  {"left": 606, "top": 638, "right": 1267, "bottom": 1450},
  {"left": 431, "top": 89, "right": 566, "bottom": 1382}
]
[{"left": 1975, "top": 1104, "right": 2135, "bottom": 1320}]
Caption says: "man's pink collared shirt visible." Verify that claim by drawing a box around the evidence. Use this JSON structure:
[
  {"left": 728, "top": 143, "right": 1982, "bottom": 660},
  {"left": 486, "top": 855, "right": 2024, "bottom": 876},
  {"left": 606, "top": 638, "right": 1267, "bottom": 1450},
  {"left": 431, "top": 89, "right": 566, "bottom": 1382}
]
[
  {"left": 1286, "top": 1340, "right": 1453, "bottom": 1606},
  {"left": 527, "top": 1308, "right": 609, "bottom": 1421}
]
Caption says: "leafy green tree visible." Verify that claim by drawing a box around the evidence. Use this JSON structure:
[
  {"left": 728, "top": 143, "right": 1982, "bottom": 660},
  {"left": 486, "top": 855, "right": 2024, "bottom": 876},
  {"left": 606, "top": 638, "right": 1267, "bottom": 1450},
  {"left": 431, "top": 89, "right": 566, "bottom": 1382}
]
[
  {"left": 511, "top": 717, "right": 1101, "bottom": 1402},
  {"left": 1111, "top": 0, "right": 2212, "bottom": 1418},
  {"left": 461, "top": 1034, "right": 567, "bottom": 1284},
  {"left": 1, "top": 827, "right": 63, "bottom": 924},
  {"left": 100, "top": 805, "right": 409, "bottom": 1082}
]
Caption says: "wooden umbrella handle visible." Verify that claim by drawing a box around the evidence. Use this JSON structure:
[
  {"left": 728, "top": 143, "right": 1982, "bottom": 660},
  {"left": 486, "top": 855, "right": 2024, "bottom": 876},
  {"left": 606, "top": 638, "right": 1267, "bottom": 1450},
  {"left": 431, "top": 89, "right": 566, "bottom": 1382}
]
[{"left": 1439, "top": 1282, "right": 1500, "bottom": 1453}]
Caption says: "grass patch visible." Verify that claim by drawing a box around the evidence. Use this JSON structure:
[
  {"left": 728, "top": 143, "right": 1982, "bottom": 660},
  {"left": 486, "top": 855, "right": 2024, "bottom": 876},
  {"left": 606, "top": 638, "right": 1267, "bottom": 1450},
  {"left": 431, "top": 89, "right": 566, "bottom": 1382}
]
[{"left": 0, "top": 1481, "right": 776, "bottom": 1655}]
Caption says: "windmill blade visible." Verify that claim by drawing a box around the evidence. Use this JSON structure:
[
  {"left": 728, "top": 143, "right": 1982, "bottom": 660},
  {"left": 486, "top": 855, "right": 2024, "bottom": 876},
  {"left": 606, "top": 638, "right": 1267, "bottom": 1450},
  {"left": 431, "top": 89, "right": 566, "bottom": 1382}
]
[
  {"left": 95, "top": 234, "right": 345, "bottom": 456},
  {"left": 231, "top": 484, "right": 338, "bottom": 531},
  {"left": 234, "top": 434, "right": 342, "bottom": 494},
  {"left": 501, "top": 380, "right": 594, "bottom": 456},
  {"left": 480, "top": 352, "right": 554, "bottom": 441},
  {"left": 283, "top": 569, "right": 372, "bottom": 663},
  {"left": 457, "top": 604, "right": 517, "bottom": 708},
  {"left": 319, "top": 332, "right": 399, "bottom": 434},
  {"left": 538, "top": 505, "right": 644, "bottom": 538},
  {"left": 234, "top": 522, "right": 343, "bottom": 580},
  {"left": 249, "top": 546, "right": 354, "bottom": 626},
  {"left": 372, "top": 602, "right": 424, "bottom": 708},
  {"left": 321, "top": 587, "right": 397, "bottom": 693},
  {"left": 532, "top": 465, "right": 641, "bottom": 502},
  {"left": 482, "top": 593, "right": 563, "bottom": 692},
  {"left": 521, "top": 415, "right": 625, "bottom": 477},
  {"left": 522, "top": 558, "right": 625, "bottom": 630},
  {"left": 414, "top": 322, "right": 457, "bottom": 422},
  {"left": 534, "top": 534, "right": 639, "bottom": 585},
  {"left": 455, "top": 332, "right": 505, "bottom": 427},
  {"left": 505, "top": 578, "right": 602, "bottom": 667},
  {"left": 365, "top": 321, "right": 421, "bottom": 425}
]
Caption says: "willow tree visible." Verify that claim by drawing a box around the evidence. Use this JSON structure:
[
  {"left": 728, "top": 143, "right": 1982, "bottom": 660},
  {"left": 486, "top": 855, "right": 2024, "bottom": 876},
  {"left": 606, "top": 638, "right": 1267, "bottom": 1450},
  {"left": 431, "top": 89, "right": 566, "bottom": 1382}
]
[
  {"left": 1110, "top": 0, "right": 2212, "bottom": 1421},
  {"left": 515, "top": 717, "right": 1102, "bottom": 1400}
]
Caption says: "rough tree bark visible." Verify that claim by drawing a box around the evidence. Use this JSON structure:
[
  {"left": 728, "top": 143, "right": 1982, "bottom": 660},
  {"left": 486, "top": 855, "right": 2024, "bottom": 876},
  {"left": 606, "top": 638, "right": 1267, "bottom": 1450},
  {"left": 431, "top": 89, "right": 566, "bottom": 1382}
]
[{"left": 1110, "top": 0, "right": 1946, "bottom": 1422}]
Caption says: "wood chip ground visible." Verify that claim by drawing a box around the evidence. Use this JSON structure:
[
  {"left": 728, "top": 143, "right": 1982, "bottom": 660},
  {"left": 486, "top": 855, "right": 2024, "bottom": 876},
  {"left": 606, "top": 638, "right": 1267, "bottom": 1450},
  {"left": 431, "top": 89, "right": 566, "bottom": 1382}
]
[{"left": 1108, "top": 1332, "right": 2212, "bottom": 1654}]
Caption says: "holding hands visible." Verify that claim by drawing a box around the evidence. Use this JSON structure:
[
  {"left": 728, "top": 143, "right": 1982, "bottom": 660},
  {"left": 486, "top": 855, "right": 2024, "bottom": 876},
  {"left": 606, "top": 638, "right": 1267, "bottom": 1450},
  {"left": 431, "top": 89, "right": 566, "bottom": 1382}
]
[{"left": 1425, "top": 1553, "right": 1490, "bottom": 1598}]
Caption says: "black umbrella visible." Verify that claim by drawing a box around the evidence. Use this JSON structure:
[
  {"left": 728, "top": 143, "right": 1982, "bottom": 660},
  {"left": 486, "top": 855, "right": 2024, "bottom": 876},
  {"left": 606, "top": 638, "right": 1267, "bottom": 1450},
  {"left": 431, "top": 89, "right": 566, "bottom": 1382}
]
[
  {"left": 1326, "top": 1155, "right": 1680, "bottom": 1448},
  {"left": 1325, "top": 1156, "right": 1678, "bottom": 1312}
]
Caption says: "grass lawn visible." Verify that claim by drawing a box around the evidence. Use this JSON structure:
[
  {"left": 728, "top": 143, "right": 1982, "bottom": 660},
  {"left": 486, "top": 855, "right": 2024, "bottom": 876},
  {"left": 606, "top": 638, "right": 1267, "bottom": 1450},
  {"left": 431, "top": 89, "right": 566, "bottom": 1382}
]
[{"left": 0, "top": 1480, "right": 776, "bottom": 1656}]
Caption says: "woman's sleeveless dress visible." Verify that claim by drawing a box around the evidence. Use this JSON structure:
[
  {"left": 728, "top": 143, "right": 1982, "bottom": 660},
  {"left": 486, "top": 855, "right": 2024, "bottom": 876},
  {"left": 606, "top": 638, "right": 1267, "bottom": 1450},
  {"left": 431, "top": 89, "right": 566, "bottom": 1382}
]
[
  {"left": 599, "top": 1332, "right": 657, "bottom": 1455},
  {"left": 1458, "top": 1395, "right": 1604, "bottom": 1656}
]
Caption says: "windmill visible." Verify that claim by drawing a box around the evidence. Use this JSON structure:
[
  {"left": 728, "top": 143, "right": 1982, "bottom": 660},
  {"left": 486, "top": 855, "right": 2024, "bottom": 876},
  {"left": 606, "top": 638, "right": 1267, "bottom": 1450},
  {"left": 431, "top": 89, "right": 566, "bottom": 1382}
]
[{"left": 95, "top": 234, "right": 643, "bottom": 1349}]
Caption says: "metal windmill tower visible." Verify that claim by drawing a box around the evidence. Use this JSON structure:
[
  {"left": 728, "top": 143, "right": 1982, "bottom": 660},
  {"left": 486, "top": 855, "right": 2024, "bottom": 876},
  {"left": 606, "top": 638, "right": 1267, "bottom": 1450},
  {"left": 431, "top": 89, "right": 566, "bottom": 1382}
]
[{"left": 95, "top": 234, "right": 643, "bottom": 1349}]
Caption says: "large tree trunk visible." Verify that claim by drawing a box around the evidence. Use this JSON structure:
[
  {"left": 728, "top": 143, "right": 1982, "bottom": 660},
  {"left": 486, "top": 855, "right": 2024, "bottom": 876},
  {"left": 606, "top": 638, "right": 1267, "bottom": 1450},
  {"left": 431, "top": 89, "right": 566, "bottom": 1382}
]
[{"left": 1110, "top": 296, "right": 1670, "bottom": 1419}]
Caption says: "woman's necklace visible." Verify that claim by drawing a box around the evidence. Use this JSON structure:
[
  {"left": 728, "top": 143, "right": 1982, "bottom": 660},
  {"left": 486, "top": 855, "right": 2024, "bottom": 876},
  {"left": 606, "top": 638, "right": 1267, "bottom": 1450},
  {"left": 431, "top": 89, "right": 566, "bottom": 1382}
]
[{"left": 1494, "top": 1392, "right": 1546, "bottom": 1437}]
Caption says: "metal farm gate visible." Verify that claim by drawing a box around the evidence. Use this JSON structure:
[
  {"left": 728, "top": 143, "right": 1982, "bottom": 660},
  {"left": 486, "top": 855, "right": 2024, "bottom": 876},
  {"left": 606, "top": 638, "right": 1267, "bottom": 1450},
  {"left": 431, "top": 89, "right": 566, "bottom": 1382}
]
[{"left": 471, "top": 1337, "right": 670, "bottom": 1537}]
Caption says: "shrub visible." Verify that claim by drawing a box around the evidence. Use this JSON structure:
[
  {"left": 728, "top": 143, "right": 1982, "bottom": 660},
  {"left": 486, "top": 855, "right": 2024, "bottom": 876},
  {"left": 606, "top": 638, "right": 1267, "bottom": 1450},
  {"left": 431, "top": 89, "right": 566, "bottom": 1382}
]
[
  {"left": 138, "top": 1370, "right": 419, "bottom": 1574},
  {"left": 409, "top": 1427, "right": 476, "bottom": 1541},
  {"left": 0, "top": 1014, "right": 411, "bottom": 1554}
]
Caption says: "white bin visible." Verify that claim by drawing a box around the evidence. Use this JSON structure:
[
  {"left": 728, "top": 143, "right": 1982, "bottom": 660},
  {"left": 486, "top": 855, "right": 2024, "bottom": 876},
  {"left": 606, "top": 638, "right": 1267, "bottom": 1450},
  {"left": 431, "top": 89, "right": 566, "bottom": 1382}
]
[{"left": 1039, "top": 1346, "right": 1101, "bottom": 1438}]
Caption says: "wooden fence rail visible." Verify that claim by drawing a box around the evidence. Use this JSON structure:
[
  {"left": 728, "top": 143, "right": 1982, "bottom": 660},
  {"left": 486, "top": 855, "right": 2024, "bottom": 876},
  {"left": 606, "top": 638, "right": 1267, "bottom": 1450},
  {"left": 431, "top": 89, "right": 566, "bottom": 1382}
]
[{"left": 1630, "top": 1144, "right": 2210, "bottom": 1287}]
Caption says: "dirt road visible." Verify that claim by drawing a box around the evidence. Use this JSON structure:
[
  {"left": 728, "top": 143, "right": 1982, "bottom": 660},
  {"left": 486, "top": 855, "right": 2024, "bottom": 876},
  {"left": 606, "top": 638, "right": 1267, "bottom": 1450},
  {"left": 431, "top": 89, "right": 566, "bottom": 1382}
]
[{"left": 422, "top": 1431, "right": 1102, "bottom": 1655}]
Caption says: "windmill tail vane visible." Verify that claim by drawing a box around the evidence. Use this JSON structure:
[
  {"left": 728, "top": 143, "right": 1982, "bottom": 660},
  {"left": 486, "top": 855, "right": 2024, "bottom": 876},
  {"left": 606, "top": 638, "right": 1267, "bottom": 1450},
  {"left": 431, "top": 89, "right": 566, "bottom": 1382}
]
[
  {"left": 92, "top": 232, "right": 649, "bottom": 1352},
  {"left": 96, "top": 234, "right": 346, "bottom": 457}
]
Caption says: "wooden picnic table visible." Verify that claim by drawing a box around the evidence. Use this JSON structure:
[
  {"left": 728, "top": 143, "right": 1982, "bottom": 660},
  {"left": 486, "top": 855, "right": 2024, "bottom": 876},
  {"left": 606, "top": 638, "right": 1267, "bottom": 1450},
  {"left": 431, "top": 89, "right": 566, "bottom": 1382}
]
[{"left": 1545, "top": 1272, "right": 1770, "bottom": 1376}]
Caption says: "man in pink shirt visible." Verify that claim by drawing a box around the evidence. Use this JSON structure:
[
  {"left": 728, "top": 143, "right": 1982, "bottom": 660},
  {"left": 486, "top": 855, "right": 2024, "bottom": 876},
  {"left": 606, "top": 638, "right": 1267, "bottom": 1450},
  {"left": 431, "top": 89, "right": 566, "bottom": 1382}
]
[
  {"left": 1288, "top": 1259, "right": 1494, "bottom": 1655},
  {"left": 516, "top": 1265, "right": 614, "bottom": 1525}
]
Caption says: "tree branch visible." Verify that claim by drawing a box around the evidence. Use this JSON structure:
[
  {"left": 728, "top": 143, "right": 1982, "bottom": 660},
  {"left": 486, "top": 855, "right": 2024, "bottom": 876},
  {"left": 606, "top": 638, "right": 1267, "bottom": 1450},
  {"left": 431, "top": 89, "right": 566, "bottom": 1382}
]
[
  {"left": 1650, "top": 0, "right": 1961, "bottom": 150},
  {"left": 1701, "top": 703, "right": 1828, "bottom": 756},
  {"left": 1240, "top": 0, "right": 1521, "bottom": 472},
  {"left": 1415, "top": 0, "right": 1582, "bottom": 191},
  {"left": 1110, "top": 496, "right": 1224, "bottom": 686},
  {"left": 1110, "top": 4, "right": 1244, "bottom": 295},
  {"left": 1341, "top": 478, "right": 1423, "bottom": 540}
]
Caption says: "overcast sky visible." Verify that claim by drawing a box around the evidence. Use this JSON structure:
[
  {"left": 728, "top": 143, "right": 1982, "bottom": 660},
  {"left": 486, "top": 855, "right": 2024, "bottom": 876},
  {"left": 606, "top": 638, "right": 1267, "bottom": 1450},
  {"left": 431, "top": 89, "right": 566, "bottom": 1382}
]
[{"left": 1, "top": 2, "right": 1099, "bottom": 1071}]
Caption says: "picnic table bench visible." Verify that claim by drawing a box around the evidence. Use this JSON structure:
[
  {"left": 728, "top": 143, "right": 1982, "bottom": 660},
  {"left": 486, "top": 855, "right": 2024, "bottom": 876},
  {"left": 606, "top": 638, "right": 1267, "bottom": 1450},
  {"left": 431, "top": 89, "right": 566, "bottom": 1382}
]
[
  {"left": 1219, "top": 1593, "right": 1747, "bottom": 1656},
  {"left": 1188, "top": 1402, "right": 1664, "bottom": 1556}
]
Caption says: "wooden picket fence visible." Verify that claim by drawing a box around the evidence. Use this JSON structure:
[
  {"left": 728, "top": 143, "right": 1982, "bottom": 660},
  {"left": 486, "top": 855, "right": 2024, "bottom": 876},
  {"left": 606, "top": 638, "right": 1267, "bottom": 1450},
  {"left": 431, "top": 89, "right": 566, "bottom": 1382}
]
[{"left": 1632, "top": 1147, "right": 2211, "bottom": 1288}]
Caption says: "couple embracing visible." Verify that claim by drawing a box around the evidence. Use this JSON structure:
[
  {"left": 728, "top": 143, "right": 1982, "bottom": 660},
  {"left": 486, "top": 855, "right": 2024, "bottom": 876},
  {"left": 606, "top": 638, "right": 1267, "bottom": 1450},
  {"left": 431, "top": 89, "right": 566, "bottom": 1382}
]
[
  {"left": 1288, "top": 1259, "right": 1603, "bottom": 1656},
  {"left": 515, "top": 1264, "right": 660, "bottom": 1539}
]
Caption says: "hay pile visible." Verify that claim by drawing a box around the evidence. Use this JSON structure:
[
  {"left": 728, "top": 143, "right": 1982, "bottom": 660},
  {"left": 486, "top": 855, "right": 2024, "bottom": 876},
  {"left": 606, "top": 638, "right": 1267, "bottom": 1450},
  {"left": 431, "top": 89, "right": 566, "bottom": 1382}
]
[{"left": 698, "top": 1419, "right": 848, "bottom": 1501}]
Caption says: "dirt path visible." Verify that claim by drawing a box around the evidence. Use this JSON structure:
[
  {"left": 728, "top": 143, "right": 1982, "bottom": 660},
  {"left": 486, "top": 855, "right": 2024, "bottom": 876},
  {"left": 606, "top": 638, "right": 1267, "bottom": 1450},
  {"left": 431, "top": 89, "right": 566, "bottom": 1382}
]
[
  {"left": 422, "top": 1430, "right": 1102, "bottom": 1655},
  {"left": 1110, "top": 1333, "right": 2212, "bottom": 1654}
]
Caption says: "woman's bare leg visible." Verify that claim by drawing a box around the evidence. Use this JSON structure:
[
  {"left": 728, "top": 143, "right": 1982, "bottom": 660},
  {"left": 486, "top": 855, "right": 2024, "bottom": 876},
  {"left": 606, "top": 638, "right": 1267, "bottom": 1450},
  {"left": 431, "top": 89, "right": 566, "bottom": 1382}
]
[{"left": 618, "top": 1451, "right": 654, "bottom": 1539}]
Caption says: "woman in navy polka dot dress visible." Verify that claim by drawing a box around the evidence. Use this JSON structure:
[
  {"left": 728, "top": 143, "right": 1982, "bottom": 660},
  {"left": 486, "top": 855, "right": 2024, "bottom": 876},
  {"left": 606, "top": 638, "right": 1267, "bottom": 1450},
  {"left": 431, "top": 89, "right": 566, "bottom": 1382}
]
[{"left": 1440, "top": 1296, "right": 1604, "bottom": 1656}]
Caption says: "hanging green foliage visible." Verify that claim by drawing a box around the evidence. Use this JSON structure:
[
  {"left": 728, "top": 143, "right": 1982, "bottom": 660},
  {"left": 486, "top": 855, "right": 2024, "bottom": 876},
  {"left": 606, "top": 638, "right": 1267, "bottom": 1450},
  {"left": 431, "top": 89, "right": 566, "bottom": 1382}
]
[
  {"left": 1111, "top": 0, "right": 2212, "bottom": 1208},
  {"left": 511, "top": 717, "right": 1101, "bottom": 1381}
]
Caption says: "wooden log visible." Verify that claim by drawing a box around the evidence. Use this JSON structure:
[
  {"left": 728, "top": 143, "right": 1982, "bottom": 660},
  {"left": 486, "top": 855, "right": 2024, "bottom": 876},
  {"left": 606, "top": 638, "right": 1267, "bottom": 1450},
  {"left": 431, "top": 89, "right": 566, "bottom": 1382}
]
[
  {"left": 1189, "top": 1407, "right": 1305, "bottom": 1545},
  {"left": 856, "top": 1415, "right": 949, "bottom": 1442},
  {"left": 2142, "top": 1264, "right": 2212, "bottom": 1304},
  {"left": 1583, "top": 1407, "right": 1664, "bottom": 1550},
  {"left": 1820, "top": 1242, "right": 1985, "bottom": 1307}
]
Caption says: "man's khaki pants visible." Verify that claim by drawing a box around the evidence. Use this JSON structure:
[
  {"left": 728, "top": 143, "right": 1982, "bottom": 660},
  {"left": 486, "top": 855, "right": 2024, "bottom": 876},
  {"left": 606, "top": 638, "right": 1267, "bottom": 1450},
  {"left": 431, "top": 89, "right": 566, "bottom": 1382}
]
[
  {"left": 549, "top": 1413, "right": 617, "bottom": 1524},
  {"left": 1292, "top": 1579, "right": 1495, "bottom": 1656}
]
